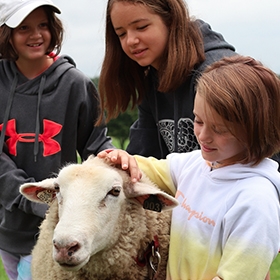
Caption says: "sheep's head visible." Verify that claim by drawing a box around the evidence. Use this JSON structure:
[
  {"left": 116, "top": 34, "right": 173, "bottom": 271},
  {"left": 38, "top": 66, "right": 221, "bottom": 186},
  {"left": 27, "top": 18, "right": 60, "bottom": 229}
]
[{"left": 20, "top": 156, "right": 178, "bottom": 271}]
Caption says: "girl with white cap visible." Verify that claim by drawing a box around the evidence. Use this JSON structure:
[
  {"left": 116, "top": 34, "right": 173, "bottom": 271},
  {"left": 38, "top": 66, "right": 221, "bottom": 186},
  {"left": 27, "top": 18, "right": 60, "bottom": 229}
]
[{"left": 0, "top": 1, "right": 113, "bottom": 279}]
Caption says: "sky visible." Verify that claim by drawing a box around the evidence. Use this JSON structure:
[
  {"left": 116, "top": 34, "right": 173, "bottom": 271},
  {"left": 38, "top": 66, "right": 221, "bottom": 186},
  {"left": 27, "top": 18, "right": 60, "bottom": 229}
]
[{"left": 54, "top": 0, "right": 280, "bottom": 78}]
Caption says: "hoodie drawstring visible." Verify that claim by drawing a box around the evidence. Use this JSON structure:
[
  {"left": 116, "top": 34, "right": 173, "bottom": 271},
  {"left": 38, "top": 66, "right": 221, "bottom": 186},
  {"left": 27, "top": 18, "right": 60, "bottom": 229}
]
[
  {"left": 0, "top": 74, "right": 18, "bottom": 155},
  {"left": 152, "top": 73, "right": 164, "bottom": 159},
  {"left": 0, "top": 73, "right": 46, "bottom": 162},
  {"left": 34, "top": 75, "right": 46, "bottom": 162}
]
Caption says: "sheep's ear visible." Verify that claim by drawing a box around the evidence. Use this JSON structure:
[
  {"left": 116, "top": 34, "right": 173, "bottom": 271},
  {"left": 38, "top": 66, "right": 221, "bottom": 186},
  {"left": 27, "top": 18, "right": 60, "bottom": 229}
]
[
  {"left": 20, "top": 178, "right": 57, "bottom": 205},
  {"left": 125, "top": 181, "right": 179, "bottom": 212}
]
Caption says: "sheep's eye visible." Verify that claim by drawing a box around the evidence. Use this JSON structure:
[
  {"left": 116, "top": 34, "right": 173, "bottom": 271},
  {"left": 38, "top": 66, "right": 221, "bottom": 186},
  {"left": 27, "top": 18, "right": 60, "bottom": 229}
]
[
  {"left": 108, "top": 186, "right": 121, "bottom": 197},
  {"left": 54, "top": 183, "right": 60, "bottom": 192}
]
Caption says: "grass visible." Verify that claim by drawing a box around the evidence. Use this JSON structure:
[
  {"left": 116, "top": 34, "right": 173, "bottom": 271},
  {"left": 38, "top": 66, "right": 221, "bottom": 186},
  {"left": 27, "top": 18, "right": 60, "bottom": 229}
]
[
  {"left": 271, "top": 254, "right": 280, "bottom": 279},
  {"left": 0, "top": 253, "right": 279, "bottom": 279},
  {"left": 0, "top": 259, "right": 8, "bottom": 280}
]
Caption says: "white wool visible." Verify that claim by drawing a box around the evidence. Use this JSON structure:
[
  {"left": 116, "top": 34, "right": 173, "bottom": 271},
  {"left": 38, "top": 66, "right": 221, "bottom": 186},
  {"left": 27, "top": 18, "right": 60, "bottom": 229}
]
[{"left": 20, "top": 156, "right": 178, "bottom": 280}]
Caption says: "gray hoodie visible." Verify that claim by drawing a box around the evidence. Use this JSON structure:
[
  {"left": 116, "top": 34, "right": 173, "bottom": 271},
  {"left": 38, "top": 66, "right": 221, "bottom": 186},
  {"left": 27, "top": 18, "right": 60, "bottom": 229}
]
[{"left": 0, "top": 55, "right": 113, "bottom": 255}]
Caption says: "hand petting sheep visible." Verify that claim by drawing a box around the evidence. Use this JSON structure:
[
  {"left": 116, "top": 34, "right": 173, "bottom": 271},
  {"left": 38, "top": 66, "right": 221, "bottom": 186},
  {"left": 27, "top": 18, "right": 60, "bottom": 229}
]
[{"left": 20, "top": 156, "right": 178, "bottom": 280}]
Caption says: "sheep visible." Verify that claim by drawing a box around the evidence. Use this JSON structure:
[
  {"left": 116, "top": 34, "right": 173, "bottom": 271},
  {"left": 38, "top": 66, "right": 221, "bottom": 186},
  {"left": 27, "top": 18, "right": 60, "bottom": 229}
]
[{"left": 20, "top": 156, "right": 178, "bottom": 280}]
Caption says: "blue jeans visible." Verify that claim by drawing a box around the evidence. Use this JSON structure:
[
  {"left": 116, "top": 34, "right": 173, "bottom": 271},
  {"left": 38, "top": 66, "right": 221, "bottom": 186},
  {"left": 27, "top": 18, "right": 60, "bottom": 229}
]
[{"left": 0, "top": 250, "right": 32, "bottom": 280}]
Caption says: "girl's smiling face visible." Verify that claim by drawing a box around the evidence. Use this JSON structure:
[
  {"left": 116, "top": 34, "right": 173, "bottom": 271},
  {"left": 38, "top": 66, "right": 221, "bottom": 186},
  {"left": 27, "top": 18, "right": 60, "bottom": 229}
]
[
  {"left": 110, "top": 1, "right": 169, "bottom": 69},
  {"left": 193, "top": 93, "right": 246, "bottom": 166},
  {"left": 10, "top": 7, "right": 51, "bottom": 64}
]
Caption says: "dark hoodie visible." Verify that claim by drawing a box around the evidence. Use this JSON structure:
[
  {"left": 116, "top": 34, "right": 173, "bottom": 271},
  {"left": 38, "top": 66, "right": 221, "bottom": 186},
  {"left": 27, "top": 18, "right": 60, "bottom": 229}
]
[
  {"left": 0, "top": 55, "right": 113, "bottom": 255},
  {"left": 127, "top": 20, "right": 237, "bottom": 158}
]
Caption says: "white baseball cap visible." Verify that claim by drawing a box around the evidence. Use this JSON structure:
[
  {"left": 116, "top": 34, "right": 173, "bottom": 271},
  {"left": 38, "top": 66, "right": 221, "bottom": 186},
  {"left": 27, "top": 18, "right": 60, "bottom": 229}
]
[{"left": 0, "top": 0, "right": 61, "bottom": 28}]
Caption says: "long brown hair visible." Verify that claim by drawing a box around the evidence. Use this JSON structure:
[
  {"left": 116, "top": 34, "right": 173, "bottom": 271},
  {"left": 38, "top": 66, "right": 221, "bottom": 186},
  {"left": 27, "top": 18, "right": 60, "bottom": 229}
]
[
  {"left": 98, "top": 0, "right": 205, "bottom": 122},
  {"left": 196, "top": 55, "right": 280, "bottom": 165},
  {"left": 0, "top": 6, "right": 64, "bottom": 61}
]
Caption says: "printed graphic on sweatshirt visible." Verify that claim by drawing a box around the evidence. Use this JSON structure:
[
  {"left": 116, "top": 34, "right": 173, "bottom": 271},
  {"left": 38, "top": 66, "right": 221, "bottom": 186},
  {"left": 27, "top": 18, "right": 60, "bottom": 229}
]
[
  {"left": 0, "top": 119, "right": 62, "bottom": 156},
  {"left": 176, "top": 190, "right": 216, "bottom": 227},
  {"left": 158, "top": 118, "right": 199, "bottom": 153}
]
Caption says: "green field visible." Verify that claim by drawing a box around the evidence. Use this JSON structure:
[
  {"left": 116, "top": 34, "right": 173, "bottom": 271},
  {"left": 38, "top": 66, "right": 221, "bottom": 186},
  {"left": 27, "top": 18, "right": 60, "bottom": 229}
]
[
  {"left": 0, "top": 260, "right": 8, "bottom": 280},
  {"left": 271, "top": 255, "right": 280, "bottom": 279},
  {"left": 0, "top": 254, "right": 279, "bottom": 279}
]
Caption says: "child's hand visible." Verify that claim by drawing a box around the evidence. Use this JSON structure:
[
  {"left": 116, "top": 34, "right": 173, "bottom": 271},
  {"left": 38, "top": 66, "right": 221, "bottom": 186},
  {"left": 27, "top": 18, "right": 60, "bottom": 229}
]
[
  {"left": 212, "top": 277, "right": 222, "bottom": 280},
  {"left": 97, "top": 149, "right": 142, "bottom": 182}
]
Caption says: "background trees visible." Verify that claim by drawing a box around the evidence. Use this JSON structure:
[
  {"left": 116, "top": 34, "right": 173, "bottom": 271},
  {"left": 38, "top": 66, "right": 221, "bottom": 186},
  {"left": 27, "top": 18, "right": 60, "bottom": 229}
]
[{"left": 93, "top": 77, "right": 137, "bottom": 149}]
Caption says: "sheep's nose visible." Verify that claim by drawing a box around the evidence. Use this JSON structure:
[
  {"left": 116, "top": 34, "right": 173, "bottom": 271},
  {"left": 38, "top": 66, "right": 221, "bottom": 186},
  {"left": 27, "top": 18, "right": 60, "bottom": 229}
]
[{"left": 53, "top": 239, "right": 81, "bottom": 262}]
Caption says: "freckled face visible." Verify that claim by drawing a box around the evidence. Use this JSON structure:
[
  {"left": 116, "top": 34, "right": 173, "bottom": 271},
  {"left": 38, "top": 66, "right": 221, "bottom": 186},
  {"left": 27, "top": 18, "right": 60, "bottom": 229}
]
[
  {"left": 193, "top": 93, "right": 245, "bottom": 164},
  {"left": 110, "top": 2, "right": 169, "bottom": 69}
]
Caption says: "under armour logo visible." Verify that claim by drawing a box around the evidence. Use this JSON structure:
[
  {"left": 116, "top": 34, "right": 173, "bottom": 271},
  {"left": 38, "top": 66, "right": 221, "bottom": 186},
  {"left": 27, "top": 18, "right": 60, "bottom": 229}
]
[{"left": 0, "top": 119, "right": 62, "bottom": 156}]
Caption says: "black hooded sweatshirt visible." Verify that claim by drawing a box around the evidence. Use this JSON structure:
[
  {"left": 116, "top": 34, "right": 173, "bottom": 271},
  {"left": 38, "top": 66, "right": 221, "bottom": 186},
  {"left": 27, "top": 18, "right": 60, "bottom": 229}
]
[
  {"left": 127, "top": 20, "right": 237, "bottom": 158},
  {"left": 0, "top": 55, "right": 113, "bottom": 255},
  {"left": 126, "top": 20, "right": 280, "bottom": 168}
]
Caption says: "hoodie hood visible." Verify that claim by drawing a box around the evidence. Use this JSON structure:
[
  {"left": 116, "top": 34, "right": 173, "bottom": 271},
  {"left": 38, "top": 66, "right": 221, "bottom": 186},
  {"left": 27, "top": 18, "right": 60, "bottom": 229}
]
[
  {"left": 197, "top": 19, "right": 235, "bottom": 54},
  {"left": 0, "top": 55, "right": 75, "bottom": 160},
  {"left": 1, "top": 55, "right": 75, "bottom": 95},
  {"left": 209, "top": 158, "right": 280, "bottom": 201}
]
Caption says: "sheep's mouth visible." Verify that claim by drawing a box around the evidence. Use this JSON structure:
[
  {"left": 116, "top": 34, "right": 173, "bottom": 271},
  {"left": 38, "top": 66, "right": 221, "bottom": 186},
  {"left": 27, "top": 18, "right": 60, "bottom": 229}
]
[
  {"left": 58, "top": 258, "right": 89, "bottom": 271},
  {"left": 60, "top": 263, "right": 75, "bottom": 268},
  {"left": 59, "top": 263, "right": 83, "bottom": 271}
]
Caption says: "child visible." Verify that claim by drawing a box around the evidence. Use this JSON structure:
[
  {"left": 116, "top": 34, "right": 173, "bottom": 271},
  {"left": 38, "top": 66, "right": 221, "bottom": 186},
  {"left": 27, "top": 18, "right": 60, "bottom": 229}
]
[
  {"left": 0, "top": 0, "right": 113, "bottom": 279},
  {"left": 98, "top": 0, "right": 237, "bottom": 159},
  {"left": 99, "top": 55, "right": 280, "bottom": 279}
]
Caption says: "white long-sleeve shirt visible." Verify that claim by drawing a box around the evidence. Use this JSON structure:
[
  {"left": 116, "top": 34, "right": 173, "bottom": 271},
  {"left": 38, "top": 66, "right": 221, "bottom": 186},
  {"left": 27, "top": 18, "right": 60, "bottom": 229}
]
[{"left": 136, "top": 150, "right": 280, "bottom": 280}]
